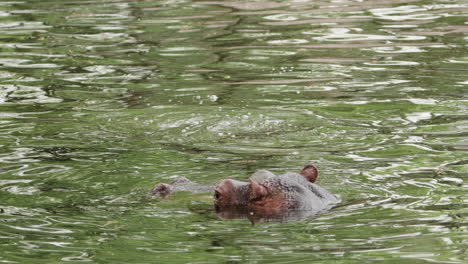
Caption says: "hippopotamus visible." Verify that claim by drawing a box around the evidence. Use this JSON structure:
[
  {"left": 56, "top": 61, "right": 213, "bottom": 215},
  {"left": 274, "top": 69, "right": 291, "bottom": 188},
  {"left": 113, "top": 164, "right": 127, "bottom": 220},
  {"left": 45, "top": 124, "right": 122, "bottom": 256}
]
[
  {"left": 150, "top": 165, "right": 340, "bottom": 222},
  {"left": 150, "top": 177, "right": 214, "bottom": 198},
  {"left": 214, "top": 165, "right": 339, "bottom": 216}
]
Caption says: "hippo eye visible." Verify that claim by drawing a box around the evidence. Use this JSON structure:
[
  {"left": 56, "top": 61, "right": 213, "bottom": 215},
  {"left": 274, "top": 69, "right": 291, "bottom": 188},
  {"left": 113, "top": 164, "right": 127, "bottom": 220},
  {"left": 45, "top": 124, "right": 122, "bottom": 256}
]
[{"left": 214, "top": 190, "right": 221, "bottom": 200}]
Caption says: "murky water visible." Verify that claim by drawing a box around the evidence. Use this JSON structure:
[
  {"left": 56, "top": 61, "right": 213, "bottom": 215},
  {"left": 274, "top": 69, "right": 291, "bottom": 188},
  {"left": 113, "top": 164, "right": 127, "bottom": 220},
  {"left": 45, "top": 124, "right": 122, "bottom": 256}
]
[{"left": 0, "top": 0, "right": 466, "bottom": 263}]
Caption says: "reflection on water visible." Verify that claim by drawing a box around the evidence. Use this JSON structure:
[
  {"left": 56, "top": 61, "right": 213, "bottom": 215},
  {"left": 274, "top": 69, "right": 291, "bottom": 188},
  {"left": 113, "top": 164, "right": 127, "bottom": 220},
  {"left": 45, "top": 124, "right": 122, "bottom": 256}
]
[
  {"left": 215, "top": 205, "right": 335, "bottom": 225},
  {"left": 0, "top": 0, "right": 467, "bottom": 263}
]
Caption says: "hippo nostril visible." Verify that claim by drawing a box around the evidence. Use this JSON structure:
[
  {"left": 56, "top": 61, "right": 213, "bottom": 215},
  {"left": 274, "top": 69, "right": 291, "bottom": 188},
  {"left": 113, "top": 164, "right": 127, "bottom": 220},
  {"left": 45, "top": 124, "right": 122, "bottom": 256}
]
[{"left": 214, "top": 190, "right": 221, "bottom": 200}]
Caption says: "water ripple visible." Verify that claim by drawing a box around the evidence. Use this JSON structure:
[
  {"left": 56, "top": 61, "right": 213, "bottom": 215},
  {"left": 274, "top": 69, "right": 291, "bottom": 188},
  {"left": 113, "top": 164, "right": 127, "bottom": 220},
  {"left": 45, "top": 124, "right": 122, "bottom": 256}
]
[{"left": 0, "top": 0, "right": 466, "bottom": 263}]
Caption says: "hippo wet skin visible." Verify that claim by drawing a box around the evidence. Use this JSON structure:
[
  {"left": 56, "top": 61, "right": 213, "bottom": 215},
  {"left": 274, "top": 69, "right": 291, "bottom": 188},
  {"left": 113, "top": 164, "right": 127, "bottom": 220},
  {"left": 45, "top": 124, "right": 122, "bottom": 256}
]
[
  {"left": 150, "top": 165, "right": 340, "bottom": 222},
  {"left": 214, "top": 165, "right": 340, "bottom": 219}
]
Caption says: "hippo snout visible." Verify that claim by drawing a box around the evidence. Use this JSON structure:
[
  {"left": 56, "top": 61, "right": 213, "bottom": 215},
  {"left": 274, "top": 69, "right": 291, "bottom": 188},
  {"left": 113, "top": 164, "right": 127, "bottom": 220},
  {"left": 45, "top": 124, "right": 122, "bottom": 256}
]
[{"left": 214, "top": 179, "right": 233, "bottom": 205}]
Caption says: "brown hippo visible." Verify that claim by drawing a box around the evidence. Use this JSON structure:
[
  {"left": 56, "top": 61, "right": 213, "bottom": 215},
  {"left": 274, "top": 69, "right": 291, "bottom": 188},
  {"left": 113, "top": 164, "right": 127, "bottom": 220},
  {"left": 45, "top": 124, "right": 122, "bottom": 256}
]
[
  {"left": 150, "top": 165, "right": 339, "bottom": 222},
  {"left": 214, "top": 165, "right": 339, "bottom": 214}
]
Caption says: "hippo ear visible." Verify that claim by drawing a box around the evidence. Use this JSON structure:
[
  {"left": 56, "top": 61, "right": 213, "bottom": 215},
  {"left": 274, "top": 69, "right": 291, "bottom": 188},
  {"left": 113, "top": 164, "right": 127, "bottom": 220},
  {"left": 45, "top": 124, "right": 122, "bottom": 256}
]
[
  {"left": 300, "top": 165, "right": 318, "bottom": 183},
  {"left": 248, "top": 179, "right": 268, "bottom": 200}
]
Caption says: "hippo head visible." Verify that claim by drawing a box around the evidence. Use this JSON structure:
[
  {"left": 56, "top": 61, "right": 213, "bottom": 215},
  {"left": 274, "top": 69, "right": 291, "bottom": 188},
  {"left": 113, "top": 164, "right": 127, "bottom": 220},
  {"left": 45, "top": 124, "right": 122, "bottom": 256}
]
[
  {"left": 150, "top": 183, "right": 173, "bottom": 198},
  {"left": 214, "top": 165, "right": 319, "bottom": 211},
  {"left": 149, "top": 177, "right": 192, "bottom": 198}
]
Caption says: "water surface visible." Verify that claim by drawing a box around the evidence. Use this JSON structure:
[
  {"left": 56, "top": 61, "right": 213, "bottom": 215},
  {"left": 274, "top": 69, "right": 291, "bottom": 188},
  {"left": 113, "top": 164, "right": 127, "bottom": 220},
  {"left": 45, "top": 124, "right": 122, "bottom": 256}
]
[{"left": 0, "top": 0, "right": 467, "bottom": 263}]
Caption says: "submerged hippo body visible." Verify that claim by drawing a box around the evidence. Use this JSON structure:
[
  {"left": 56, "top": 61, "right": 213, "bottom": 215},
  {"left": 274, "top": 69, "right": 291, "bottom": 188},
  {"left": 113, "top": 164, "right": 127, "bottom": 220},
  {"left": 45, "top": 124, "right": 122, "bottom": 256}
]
[{"left": 214, "top": 165, "right": 340, "bottom": 216}]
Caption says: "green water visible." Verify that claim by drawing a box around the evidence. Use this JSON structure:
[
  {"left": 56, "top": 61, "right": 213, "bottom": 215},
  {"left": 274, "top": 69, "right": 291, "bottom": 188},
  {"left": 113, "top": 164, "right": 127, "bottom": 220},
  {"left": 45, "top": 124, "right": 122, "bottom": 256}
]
[{"left": 0, "top": 0, "right": 467, "bottom": 263}]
